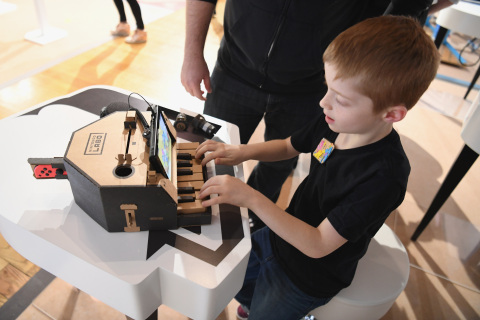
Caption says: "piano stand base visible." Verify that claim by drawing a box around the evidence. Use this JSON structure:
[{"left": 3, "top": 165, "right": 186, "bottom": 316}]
[{"left": 178, "top": 210, "right": 212, "bottom": 228}]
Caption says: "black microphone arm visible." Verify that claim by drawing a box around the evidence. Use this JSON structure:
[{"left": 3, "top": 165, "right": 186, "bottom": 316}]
[{"left": 100, "top": 101, "right": 151, "bottom": 132}]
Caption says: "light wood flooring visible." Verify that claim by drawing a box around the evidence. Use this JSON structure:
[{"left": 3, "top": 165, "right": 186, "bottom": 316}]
[{"left": 0, "top": 1, "right": 479, "bottom": 319}]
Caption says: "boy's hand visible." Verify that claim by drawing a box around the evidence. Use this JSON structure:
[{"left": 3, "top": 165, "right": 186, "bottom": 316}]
[
  {"left": 195, "top": 140, "right": 244, "bottom": 166},
  {"left": 198, "top": 175, "right": 257, "bottom": 208}
]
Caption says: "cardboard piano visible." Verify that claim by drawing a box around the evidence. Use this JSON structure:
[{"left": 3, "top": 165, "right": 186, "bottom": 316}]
[{"left": 28, "top": 104, "right": 212, "bottom": 232}]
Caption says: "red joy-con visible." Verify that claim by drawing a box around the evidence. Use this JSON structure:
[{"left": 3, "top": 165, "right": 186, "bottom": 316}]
[{"left": 33, "top": 165, "right": 67, "bottom": 179}]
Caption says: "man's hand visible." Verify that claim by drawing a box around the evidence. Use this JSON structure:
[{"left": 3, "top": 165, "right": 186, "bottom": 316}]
[
  {"left": 182, "top": 0, "right": 215, "bottom": 101},
  {"left": 181, "top": 55, "right": 212, "bottom": 101},
  {"left": 195, "top": 140, "right": 244, "bottom": 166}
]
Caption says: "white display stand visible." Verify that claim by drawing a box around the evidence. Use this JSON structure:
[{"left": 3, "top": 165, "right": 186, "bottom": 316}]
[
  {"left": 24, "top": 0, "right": 67, "bottom": 45},
  {"left": 411, "top": 90, "right": 480, "bottom": 240},
  {"left": 310, "top": 224, "right": 409, "bottom": 320},
  {"left": 0, "top": 85, "right": 251, "bottom": 320},
  {"left": 435, "top": 1, "right": 480, "bottom": 98},
  {"left": 0, "top": 1, "right": 16, "bottom": 15},
  {"left": 437, "top": 1, "right": 480, "bottom": 39},
  {"left": 462, "top": 91, "right": 480, "bottom": 153}
]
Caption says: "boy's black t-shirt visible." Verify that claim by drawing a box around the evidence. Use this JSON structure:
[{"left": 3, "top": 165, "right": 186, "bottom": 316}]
[{"left": 270, "top": 113, "right": 410, "bottom": 298}]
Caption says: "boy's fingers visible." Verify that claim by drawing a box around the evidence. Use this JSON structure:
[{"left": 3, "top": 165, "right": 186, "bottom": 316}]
[
  {"left": 199, "top": 176, "right": 226, "bottom": 196},
  {"left": 195, "top": 140, "right": 218, "bottom": 159},
  {"left": 203, "top": 148, "right": 225, "bottom": 164},
  {"left": 201, "top": 153, "right": 216, "bottom": 166},
  {"left": 195, "top": 140, "right": 209, "bottom": 153},
  {"left": 201, "top": 197, "right": 217, "bottom": 207},
  {"left": 195, "top": 143, "right": 209, "bottom": 158},
  {"left": 199, "top": 176, "right": 218, "bottom": 194}
]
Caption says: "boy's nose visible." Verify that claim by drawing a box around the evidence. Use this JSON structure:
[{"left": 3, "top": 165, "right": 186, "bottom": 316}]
[{"left": 319, "top": 97, "right": 330, "bottom": 110}]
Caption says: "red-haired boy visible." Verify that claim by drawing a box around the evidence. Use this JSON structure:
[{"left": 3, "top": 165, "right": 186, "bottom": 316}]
[{"left": 196, "top": 15, "right": 440, "bottom": 320}]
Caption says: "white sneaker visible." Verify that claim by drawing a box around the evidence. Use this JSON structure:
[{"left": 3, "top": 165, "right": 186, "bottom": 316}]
[{"left": 125, "top": 29, "right": 147, "bottom": 44}]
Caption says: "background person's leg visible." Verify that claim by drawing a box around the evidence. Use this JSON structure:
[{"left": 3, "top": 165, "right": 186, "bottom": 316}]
[
  {"left": 125, "top": 0, "right": 144, "bottom": 30},
  {"left": 113, "top": 0, "right": 127, "bottom": 22},
  {"left": 111, "top": 0, "right": 130, "bottom": 37}
]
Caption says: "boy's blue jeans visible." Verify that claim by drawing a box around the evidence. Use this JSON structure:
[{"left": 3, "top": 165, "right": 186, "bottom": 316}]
[
  {"left": 204, "top": 63, "right": 324, "bottom": 225},
  {"left": 235, "top": 227, "right": 333, "bottom": 320}
]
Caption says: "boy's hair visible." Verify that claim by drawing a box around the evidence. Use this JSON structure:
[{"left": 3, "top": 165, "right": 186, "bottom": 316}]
[{"left": 323, "top": 15, "right": 440, "bottom": 112}]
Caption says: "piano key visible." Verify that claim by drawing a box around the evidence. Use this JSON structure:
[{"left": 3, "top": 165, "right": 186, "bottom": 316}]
[
  {"left": 176, "top": 142, "right": 200, "bottom": 150},
  {"left": 177, "top": 165, "right": 202, "bottom": 174},
  {"left": 177, "top": 152, "right": 192, "bottom": 160},
  {"left": 177, "top": 168, "right": 193, "bottom": 176},
  {"left": 177, "top": 181, "right": 204, "bottom": 191},
  {"left": 177, "top": 200, "right": 206, "bottom": 214},
  {"left": 178, "top": 195, "right": 195, "bottom": 203},
  {"left": 178, "top": 186, "right": 195, "bottom": 194},
  {"left": 177, "top": 172, "right": 204, "bottom": 182},
  {"left": 177, "top": 160, "right": 192, "bottom": 167},
  {"left": 175, "top": 143, "right": 208, "bottom": 215}
]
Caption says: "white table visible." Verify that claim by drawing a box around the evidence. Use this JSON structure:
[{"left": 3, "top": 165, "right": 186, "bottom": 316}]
[
  {"left": 24, "top": 0, "right": 67, "bottom": 45},
  {"left": 412, "top": 91, "right": 480, "bottom": 240},
  {"left": 437, "top": 1, "right": 480, "bottom": 39},
  {"left": 412, "top": 2, "right": 480, "bottom": 239},
  {"left": 0, "top": 85, "right": 251, "bottom": 320},
  {"left": 435, "top": 1, "right": 480, "bottom": 98}
]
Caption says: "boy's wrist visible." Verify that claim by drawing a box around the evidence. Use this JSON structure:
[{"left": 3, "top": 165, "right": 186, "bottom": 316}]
[
  {"left": 237, "top": 144, "right": 250, "bottom": 162},
  {"left": 245, "top": 187, "right": 264, "bottom": 213}
]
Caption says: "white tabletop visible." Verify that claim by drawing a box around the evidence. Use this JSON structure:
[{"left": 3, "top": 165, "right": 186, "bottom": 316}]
[
  {"left": 436, "top": 1, "right": 480, "bottom": 38},
  {"left": 462, "top": 91, "right": 480, "bottom": 153},
  {"left": 0, "top": 85, "right": 251, "bottom": 320}
]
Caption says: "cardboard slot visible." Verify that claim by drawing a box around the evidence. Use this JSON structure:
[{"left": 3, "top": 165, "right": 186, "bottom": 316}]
[
  {"left": 177, "top": 200, "right": 206, "bottom": 214},
  {"left": 177, "top": 181, "right": 204, "bottom": 191}
]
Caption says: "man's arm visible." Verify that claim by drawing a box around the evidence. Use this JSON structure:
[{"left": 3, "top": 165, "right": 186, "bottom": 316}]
[{"left": 181, "top": 0, "right": 216, "bottom": 101}]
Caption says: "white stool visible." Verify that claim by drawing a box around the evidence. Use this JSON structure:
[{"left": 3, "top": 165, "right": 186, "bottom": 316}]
[{"left": 309, "top": 224, "right": 409, "bottom": 320}]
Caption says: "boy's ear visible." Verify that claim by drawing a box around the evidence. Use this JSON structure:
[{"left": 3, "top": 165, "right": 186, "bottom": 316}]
[{"left": 383, "top": 105, "right": 407, "bottom": 123}]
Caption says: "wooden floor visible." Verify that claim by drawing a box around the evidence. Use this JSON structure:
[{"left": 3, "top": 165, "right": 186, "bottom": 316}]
[
  {"left": 0, "top": 235, "right": 40, "bottom": 307},
  {"left": 0, "top": 0, "right": 223, "bottom": 313},
  {"left": 1, "top": 1, "right": 480, "bottom": 319},
  {"left": 0, "top": 0, "right": 189, "bottom": 90},
  {"left": 0, "top": 0, "right": 221, "bottom": 119}
]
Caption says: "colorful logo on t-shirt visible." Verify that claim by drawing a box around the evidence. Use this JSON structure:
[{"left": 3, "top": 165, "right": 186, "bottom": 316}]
[{"left": 313, "top": 138, "right": 334, "bottom": 164}]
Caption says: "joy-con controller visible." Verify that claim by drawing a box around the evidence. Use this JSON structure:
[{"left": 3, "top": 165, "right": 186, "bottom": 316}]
[{"left": 33, "top": 165, "right": 67, "bottom": 179}]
